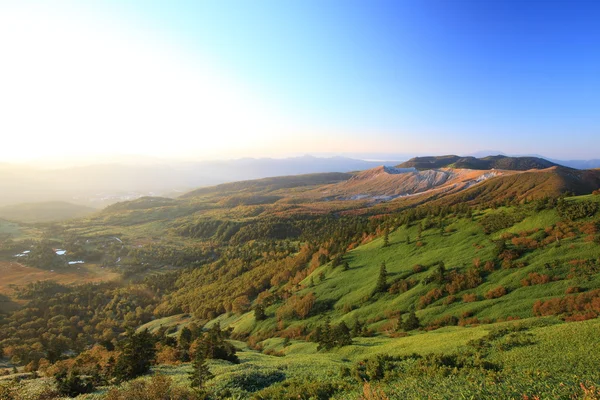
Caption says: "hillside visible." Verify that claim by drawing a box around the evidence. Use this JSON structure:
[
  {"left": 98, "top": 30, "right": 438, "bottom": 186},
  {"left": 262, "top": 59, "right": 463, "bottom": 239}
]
[
  {"left": 181, "top": 172, "right": 353, "bottom": 199},
  {"left": 397, "top": 155, "right": 558, "bottom": 171},
  {"left": 312, "top": 166, "right": 505, "bottom": 202},
  {"left": 1, "top": 164, "right": 599, "bottom": 399},
  {"left": 0, "top": 201, "right": 96, "bottom": 223}
]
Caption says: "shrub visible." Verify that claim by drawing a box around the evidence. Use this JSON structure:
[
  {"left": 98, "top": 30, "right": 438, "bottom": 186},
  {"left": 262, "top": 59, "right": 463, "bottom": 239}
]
[
  {"left": 533, "top": 289, "right": 600, "bottom": 319},
  {"left": 462, "top": 293, "right": 478, "bottom": 303},
  {"left": 418, "top": 288, "right": 444, "bottom": 309},
  {"left": 388, "top": 279, "right": 416, "bottom": 295},
  {"left": 521, "top": 272, "right": 551, "bottom": 286},
  {"left": 55, "top": 371, "right": 95, "bottom": 397},
  {"left": 485, "top": 286, "right": 507, "bottom": 299},
  {"left": 105, "top": 374, "right": 199, "bottom": 400}
]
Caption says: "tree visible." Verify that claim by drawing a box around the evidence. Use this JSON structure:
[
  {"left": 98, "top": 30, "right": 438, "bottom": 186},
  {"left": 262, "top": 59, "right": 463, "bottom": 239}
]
[
  {"left": 372, "top": 262, "right": 388, "bottom": 295},
  {"left": 333, "top": 321, "right": 352, "bottom": 347},
  {"left": 178, "top": 327, "right": 193, "bottom": 350},
  {"left": 254, "top": 304, "right": 267, "bottom": 321},
  {"left": 382, "top": 227, "right": 390, "bottom": 248},
  {"left": 434, "top": 261, "right": 446, "bottom": 283},
  {"left": 189, "top": 352, "right": 213, "bottom": 389},
  {"left": 352, "top": 317, "right": 364, "bottom": 337},
  {"left": 55, "top": 371, "right": 94, "bottom": 397},
  {"left": 113, "top": 329, "right": 156, "bottom": 383},
  {"left": 402, "top": 311, "right": 420, "bottom": 331},
  {"left": 317, "top": 317, "right": 333, "bottom": 351},
  {"left": 193, "top": 324, "right": 239, "bottom": 364}
]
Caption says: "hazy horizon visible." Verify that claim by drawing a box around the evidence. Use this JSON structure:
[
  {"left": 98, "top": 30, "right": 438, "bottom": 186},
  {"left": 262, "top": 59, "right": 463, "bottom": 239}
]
[{"left": 1, "top": 1, "right": 599, "bottom": 163}]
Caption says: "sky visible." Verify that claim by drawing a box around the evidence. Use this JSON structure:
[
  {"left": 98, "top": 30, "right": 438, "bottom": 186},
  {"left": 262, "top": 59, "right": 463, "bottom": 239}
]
[{"left": 0, "top": 0, "right": 599, "bottom": 163}]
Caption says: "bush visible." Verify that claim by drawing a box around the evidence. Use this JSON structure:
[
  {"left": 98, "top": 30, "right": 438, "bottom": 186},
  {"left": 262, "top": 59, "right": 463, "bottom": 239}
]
[
  {"left": 253, "top": 378, "right": 350, "bottom": 400},
  {"left": 521, "top": 272, "right": 551, "bottom": 286},
  {"left": 462, "top": 293, "right": 478, "bottom": 303},
  {"left": 105, "top": 374, "right": 200, "bottom": 400},
  {"left": 55, "top": 371, "right": 95, "bottom": 397},
  {"left": 533, "top": 289, "right": 600, "bottom": 319},
  {"left": 418, "top": 288, "right": 444, "bottom": 309},
  {"left": 557, "top": 199, "right": 599, "bottom": 220},
  {"left": 485, "top": 286, "right": 508, "bottom": 299}
]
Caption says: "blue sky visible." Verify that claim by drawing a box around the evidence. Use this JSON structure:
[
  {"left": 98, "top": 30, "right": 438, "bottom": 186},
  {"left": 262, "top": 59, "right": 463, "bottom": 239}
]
[{"left": 1, "top": 0, "right": 599, "bottom": 161}]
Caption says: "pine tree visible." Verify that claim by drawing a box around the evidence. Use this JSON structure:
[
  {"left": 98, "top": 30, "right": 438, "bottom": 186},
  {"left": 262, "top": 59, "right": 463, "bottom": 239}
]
[
  {"left": 382, "top": 227, "right": 390, "bottom": 248},
  {"left": 334, "top": 321, "right": 353, "bottom": 346},
  {"left": 372, "top": 261, "right": 388, "bottom": 295},
  {"left": 113, "top": 329, "right": 156, "bottom": 383},
  {"left": 178, "top": 327, "right": 193, "bottom": 350},
  {"left": 396, "top": 311, "right": 403, "bottom": 331},
  {"left": 403, "top": 311, "right": 420, "bottom": 331},
  {"left": 254, "top": 304, "right": 267, "bottom": 321},
  {"left": 189, "top": 352, "right": 213, "bottom": 389},
  {"left": 434, "top": 261, "right": 446, "bottom": 283},
  {"left": 317, "top": 317, "right": 333, "bottom": 351}
]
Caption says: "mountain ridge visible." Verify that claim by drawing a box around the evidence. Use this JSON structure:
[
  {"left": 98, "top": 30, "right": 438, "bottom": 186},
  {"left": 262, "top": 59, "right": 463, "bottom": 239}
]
[{"left": 397, "top": 155, "right": 559, "bottom": 171}]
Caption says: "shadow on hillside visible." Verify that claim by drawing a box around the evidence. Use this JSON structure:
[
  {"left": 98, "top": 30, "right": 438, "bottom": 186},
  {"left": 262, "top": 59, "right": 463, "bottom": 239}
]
[{"left": 0, "top": 293, "right": 19, "bottom": 314}]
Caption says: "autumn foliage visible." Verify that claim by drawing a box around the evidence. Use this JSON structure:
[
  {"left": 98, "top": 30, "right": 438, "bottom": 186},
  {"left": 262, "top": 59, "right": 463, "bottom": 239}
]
[{"left": 533, "top": 289, "right": 600, "bottom": 321}]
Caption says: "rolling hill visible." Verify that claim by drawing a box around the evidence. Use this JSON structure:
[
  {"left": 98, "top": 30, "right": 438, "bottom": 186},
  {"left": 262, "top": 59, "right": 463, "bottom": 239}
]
[
  {"left": 0, "top": 201, "right": 96, "bottom": 223},
  {"left": 1, "top": 156, "right": 600, "bottom": 399}
]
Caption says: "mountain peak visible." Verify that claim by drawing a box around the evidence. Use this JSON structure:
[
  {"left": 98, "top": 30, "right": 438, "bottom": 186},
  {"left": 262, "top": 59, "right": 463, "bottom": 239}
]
[{"left": 397, "top": 155, "right": 559, "bottom": 171}]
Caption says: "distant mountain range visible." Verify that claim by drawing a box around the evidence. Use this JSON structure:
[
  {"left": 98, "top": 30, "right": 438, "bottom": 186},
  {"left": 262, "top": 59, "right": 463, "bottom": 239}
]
[
  {"left": 1, "top": 154, "right": 598, "bottom": 209},
  {"left": 396, "top": 155, "right": 558, "bottom": 171},
  {"left": 0, "top": 156, "right": 401, "bottom": 208}
]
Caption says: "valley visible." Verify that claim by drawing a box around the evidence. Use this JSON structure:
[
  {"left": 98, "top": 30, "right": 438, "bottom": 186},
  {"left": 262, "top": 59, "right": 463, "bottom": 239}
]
[{"left": 0, "top": 156, "right": 599, "bottom": 399}]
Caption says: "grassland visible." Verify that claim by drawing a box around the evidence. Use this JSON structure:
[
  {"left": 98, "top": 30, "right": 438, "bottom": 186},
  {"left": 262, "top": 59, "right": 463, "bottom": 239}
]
[
  {"left": 59, "top": 317, "right": 599, "bottom": 399},
  {"left": 0, "top": 262, "right": 120, "bottom": 297}
]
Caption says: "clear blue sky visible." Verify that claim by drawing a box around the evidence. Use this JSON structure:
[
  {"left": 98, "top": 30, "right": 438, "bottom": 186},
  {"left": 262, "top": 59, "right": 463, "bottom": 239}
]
[{"left": 1, "top": 0, "right": 599, "bottom": 160}]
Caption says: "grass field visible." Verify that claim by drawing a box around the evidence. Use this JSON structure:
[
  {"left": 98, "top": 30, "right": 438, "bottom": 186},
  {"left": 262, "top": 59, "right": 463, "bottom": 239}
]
[
  {"left": 0, "top": 262, "right": 120, "bottom": 297},
  {"left": 66, "top": 317, "right": 600, "bottom": 400}
]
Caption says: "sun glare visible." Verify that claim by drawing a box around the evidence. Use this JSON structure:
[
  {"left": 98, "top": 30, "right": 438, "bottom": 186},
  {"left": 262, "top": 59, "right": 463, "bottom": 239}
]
[{"left": 0, "top": 4, "right": 288, "bottom": 163}]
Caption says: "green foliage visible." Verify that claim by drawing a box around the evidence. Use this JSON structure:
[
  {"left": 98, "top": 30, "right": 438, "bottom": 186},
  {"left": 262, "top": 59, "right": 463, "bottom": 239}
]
[
  {"left": 55, "top": 370, "right": 95, "bottom": 397},
  {"left": 557, "top": 199, "right": 599, "bottom": 220},
  {"left": 194, "top": 324, "right": 239, "bottom": 364},
  {"left": 254, "top": 304, "right": 267, "bottom": 321},
  {"left": 189, "top": 352, "right": 213, "bottom": 389},
  {"left": 372, "top": 261, "right": 388, "bottom": 295},
  {"left": 251, "top": 378, "right": 350, "bottom": 400},
  {"left": 114, "top": 329, "right": 157, "bottom": 382},
  {"left": 402, "top": 311, "right": 420, "bottom": 331},
  {"left": 313, "top": 317, "right": 352, "bottom": 351},
  {"left": 479, "top": 211, "right": 524, "bottom": 234}
]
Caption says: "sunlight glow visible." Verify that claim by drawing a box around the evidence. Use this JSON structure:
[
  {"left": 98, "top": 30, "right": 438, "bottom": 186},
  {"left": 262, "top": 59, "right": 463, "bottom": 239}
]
[{"left": 0, "top": 4, "right": 290, "bottom": 162}]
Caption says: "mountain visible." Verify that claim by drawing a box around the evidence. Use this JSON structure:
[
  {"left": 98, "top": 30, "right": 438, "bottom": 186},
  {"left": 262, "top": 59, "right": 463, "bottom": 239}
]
[
  {"left": 0, "top": 156, "right": 401, "bottom": 208},
  {"left": 0, "top": 201, "right": 96, "bottom": 223},
  {"left": 2, "top": 155, "right": 600, "bottom": 399},
  {"left": 311, "top": 166, "right": 504, "bottom": 202},
  {"left": 397, "top": 155, "right": 558, "bottom": 170},
  {"left": 550, "top": 159, "right": 600, "bottom": 170},
  {"left": 428, "top": 166, "right": 600, "bottom": 207}
]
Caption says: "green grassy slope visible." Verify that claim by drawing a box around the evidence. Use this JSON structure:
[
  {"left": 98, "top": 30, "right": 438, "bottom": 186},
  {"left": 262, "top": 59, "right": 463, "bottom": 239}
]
[{"left": 211, "top": 203, "right": 598, "bottom": 341}]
